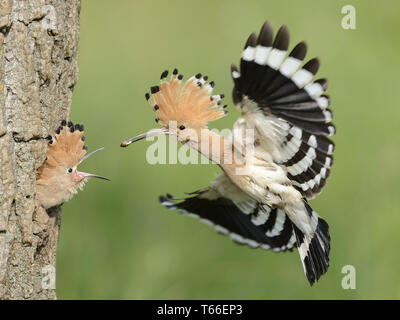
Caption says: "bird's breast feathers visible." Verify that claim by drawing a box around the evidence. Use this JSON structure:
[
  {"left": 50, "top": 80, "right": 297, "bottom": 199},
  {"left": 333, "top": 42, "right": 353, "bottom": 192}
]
[
  {"left": 224, "top": 152, "right": 301, "bottom": 208},
  {"left": 36, "top": 178, "right": 86, "bottom": 209}
]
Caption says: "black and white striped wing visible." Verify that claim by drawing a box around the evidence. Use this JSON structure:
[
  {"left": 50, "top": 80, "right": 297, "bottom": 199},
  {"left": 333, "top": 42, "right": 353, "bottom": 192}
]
[
  {"left": 159, "top": 173, "right": 296, "bottom": 252},
  {"left": 231, "top": 21, "right": 335, "bottom": 198}
]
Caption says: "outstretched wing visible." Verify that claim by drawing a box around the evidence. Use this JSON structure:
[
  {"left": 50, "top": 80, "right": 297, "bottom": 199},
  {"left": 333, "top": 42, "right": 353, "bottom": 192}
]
[
  {"left": 231, "top": 21, "right": 335, "bottom": 199},
  {"left": 160, "top": 173, "right": 296, "bottom": 252}
]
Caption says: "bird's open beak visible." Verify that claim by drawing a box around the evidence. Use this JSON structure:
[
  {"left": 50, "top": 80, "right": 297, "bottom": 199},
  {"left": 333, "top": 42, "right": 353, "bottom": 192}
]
[
  {"left": 79, "top": 147, "right": 105, "bottom": 164},
  {"left": 120, "top": 128, "right": 168, "bottom": 147},
  {"left": 76, "top": 171, "right": 110, "bottom": 181},
  {"left": 78, "top": 147, "right": 110, "bottom": 181}
]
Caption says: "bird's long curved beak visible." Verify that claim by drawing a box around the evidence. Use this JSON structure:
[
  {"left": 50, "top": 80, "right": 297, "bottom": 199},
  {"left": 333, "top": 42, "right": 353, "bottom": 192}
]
[
  {"left": 79, "top": 147, "right": 105, "bottom": 165},
  {"left": 77, "top": 171, "right": 110, "bottom": 181},
  {"left": 78, "top": 147, "right": 110, "bottom": 181},
  {"left": 120, "top": 128, "right": 168, "bottom": 147}
]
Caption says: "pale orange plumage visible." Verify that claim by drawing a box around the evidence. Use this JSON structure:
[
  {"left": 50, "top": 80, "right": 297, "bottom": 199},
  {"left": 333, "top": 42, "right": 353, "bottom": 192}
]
[
  {"left": 147, "top": 70, "right": 227, "bottom": 129},
  {"left": 37, "top": 124, "right": 86, "bottom": 184},
  {"left": 36, "top": 120, "right": 108, "bottom": 209}
]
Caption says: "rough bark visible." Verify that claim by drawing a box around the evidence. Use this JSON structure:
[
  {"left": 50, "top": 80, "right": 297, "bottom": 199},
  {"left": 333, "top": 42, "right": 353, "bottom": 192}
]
[{"left": 0, "top": 0, "right": 81, "bottom": 299}]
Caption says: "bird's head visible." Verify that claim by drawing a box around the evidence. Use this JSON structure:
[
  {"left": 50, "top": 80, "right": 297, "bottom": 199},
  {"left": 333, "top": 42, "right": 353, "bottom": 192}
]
[
  {"left": 36, "top": 120, "right": 109, "bottom": 209},
  {"left": 120, "top": 69, "right": 227, "bottom": 147}
]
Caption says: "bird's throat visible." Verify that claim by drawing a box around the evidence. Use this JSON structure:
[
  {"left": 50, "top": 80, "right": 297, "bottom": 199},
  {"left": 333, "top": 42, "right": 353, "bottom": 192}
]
[{"left": 187, "top": 129, "right": 244, "bottom": 172}]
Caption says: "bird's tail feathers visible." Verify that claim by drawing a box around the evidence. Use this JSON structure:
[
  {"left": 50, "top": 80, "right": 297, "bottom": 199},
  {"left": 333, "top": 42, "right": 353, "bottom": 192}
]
[{"left": 292, "top": 201, "right": 330, "bottom": 285}]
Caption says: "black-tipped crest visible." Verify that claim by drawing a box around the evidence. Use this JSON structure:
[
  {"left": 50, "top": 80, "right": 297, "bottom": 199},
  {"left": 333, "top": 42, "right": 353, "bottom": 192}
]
[
  {"left": 160, "top": 70, "right": 169, "bottom": 79},
  {"left": 46, "top": 135, "right": 53, "bottom": 144},
  {"left": 150, "top": 86, "right": 160, "bottom": 94},
  {"left": 142, "top": 69, "right": 227, "bottom": 128}
]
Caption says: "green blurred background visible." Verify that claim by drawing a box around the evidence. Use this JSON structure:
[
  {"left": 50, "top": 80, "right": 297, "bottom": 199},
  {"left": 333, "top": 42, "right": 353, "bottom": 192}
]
[{"left": 57, "top": 0, "right": 400, "bottom": 299}]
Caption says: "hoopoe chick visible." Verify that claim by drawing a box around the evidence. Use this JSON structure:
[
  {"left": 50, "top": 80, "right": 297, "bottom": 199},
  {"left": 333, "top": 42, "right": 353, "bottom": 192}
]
[{"left": 36, "top": 120, "right": 109, "bottom": 209}]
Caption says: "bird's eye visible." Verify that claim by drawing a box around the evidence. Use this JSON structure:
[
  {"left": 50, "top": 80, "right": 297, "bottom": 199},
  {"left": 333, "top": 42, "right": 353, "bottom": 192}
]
[
  {"left": 67, "top": 168, "right": 73, "bottom": 174},
  {"left": 179, "top": 125, "right": 186, "bottom": 130}
]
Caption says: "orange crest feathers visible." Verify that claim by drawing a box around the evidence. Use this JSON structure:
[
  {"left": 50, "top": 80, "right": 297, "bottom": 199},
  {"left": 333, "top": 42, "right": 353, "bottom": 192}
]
[
  {"left": 145, "top": 69, "right": 228, "bottom": 129},
  {"left": 37, "top": 121, "right": 87, "bottom": 182}
]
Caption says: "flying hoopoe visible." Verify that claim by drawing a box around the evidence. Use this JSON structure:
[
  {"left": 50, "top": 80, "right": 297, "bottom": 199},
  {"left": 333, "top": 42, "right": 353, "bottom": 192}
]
[
  {"left": 36, "top": 120, "right": 109, "bottom": 209},
  {"left": 121, "top": 20, "right": 335, "bottom": 285}
]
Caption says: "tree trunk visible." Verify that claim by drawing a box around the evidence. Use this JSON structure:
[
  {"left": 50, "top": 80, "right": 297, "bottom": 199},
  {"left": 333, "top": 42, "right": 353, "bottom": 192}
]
[{"left": 0, "top": 0, "right": 81, "bottom": 299}]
